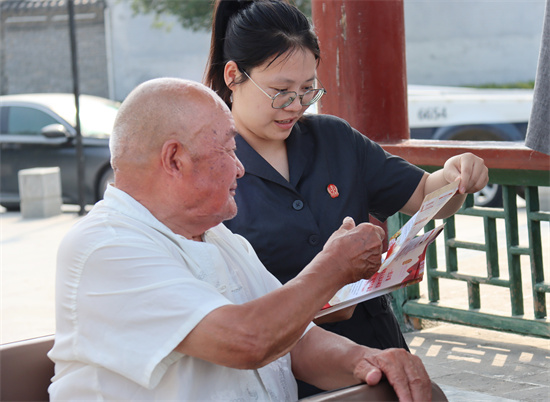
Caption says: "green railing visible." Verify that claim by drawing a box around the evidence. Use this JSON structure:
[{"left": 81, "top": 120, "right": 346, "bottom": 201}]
[{"left": 382, "top": 141, "right": 550, "bottom": 338}]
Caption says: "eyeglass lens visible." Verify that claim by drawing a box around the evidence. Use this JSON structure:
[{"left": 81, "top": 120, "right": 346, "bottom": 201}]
[{"left": 273, "top": 89, "right": 325, "bottom": 109}]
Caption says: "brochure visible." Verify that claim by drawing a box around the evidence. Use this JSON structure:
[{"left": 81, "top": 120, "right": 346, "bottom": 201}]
[{"left": 315, "top": 180, "right": 459, "bottom": 319}]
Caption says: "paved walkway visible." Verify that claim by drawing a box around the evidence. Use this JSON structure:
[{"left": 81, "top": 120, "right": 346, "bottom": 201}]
[
  {"left": 404, "top": 323, "right": 549, "bottom": 401},
  {"left": 1, "top": 206, "right": 549, "bottom": 401}
]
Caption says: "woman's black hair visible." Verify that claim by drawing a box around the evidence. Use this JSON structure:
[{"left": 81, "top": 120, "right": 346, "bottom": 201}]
[{"left": 205, "top": 0, "right": 321, "bottom": 107}]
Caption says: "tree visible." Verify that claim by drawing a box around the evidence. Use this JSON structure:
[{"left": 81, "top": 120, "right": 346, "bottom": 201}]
[{"left": 128, "top": 0, "right": 312, "bottom": 32}]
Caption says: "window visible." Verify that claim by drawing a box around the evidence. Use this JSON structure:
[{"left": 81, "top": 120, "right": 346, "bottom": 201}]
[{"left": 5, "top": 107, "right": 58, "bottom": 136}]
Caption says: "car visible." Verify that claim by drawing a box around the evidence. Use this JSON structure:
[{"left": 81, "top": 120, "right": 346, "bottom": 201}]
[
  {"left": 0, "top": 93, "right": 119, "bottom": 209},
  {"left": 408, "top": 85, "right": 533, "bottom": 207}
]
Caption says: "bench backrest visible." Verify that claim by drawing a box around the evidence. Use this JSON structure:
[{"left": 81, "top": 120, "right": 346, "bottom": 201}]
[
  {"left": 0, "top": 335, "right": 447, "bottom": 401},
  {"left": 0, "top": 335, "right": 55, "bottom": 401}
]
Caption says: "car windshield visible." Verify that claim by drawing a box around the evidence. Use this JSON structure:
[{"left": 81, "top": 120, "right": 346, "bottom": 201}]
[{"left": 50, "top": 96, "right": 120, "bottom": 138}]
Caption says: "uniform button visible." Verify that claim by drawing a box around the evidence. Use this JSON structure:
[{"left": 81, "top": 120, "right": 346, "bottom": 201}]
[
  {"left": 308, "top": 235, "right": 320, "bottom": 246},
  {"left": 292, "top": 200, "right": 304, "bottom": 210},
  {"left": 381, "top": 295, "right": 388, "bottom": 310}
]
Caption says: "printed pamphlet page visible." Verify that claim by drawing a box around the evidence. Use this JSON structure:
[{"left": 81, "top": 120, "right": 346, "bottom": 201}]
[{"left": 315, "top": 180, "right": 459, "bottom": 319}]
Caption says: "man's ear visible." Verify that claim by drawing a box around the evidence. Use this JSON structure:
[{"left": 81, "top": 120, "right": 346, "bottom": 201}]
[
  {"left": 224, "top": 61, "right": 240, "bottom": 89},
  {"left": 160, "top": 139, "right": 189, "bottom": 177}
]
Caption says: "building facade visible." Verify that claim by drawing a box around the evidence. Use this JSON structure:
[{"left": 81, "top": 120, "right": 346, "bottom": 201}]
[
  {"left": 0, "top": 0, "right": 546, "bottom": 100},
  {"left": 0, "top": 0, "right": 109, "bottom": 97}
]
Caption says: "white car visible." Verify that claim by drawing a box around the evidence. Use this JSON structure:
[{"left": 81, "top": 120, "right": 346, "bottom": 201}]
[
  {"left": 408, "top": 85, "right": 533, "bottom": 207},
  {"left": 309, "top": 85, "right": 533, "bottom": 207}
]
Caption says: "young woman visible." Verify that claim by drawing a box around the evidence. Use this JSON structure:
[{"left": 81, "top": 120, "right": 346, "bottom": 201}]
[{"left": 205, "top": 0, "right": 488, "bottom": 397}]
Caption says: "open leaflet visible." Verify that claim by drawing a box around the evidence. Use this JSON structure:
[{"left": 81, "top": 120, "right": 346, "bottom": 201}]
[{"left": 315, "top": 180, "right": 460, "bottom": 319}]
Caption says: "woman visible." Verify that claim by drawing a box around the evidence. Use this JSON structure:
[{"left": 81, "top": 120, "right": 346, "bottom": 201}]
[{"left": 205, "top": 0, "right": 488, "bottom": 397}]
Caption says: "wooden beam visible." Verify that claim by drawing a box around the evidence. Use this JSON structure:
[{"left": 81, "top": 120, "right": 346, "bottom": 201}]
[{"left": 381, "top": 140, "right": 550, "bottom": 171}]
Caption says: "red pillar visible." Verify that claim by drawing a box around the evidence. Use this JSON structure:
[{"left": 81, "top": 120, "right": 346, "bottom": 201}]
[{"left": 312, "top": 0, "right": 409, "bottom": 143}]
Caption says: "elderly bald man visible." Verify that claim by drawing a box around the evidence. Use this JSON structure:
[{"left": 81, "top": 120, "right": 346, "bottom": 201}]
[{"left": 48, "top": 78, "right": 432, "bottom": 401}]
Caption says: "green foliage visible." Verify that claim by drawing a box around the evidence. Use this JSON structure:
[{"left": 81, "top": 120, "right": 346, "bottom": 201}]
[
  {"left": 129, "top": 0, "right": 214, "bottom": 31},
  {"left": 128, "top": 0, "right": 312, "bottom": 32},
  {"left": 472, "top": 81, "right": 535, "bottom": 89}
]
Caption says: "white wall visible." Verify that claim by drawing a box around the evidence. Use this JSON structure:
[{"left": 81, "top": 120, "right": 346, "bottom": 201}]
[
  {"left": 103, "top": 0, "right": 546, "bottom": 100},
  {"left": 105, "top": 0, "right": 211, "bottom": 101},
  {"left": 404, "top": 0, "right": 546, "bottom": 86}
]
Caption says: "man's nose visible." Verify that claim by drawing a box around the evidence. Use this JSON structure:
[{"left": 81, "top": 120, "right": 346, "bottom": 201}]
[{"left": 236, "top": 157, "right": 245, "bottom": 178}]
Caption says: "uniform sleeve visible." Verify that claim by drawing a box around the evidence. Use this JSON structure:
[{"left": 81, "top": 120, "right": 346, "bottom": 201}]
[
  {"left": 353, "top": 126, "right": 425, "bottom": 221},
  {"left": 306, "top": 114, "right": 425, "bottom": 222}
]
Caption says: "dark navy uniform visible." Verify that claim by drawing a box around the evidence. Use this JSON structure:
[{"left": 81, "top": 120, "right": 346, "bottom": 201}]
[{"left": 224, "top": 114, "right": 425, "bottom": 397}]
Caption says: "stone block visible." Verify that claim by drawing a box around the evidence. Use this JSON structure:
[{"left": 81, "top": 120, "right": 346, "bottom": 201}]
[{"left": 18, "top": 167, "right": 62, "bottom": 219}]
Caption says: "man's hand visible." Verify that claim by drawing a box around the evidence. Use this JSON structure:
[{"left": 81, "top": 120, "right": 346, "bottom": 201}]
[
  {"left": 323, "top": 217, "right": 386, "bottom": 283},
  {"left": 353, "top": 347, "right": 431, "bottom": 402},
  {"left": 442, "top": 152, "right": 489, "bottom": 194},
  {"left": 291, "top": 327, "right": 432, "bottom": 401}
]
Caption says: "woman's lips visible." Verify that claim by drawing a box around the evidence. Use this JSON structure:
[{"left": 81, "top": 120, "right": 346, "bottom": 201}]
[{"left": 275, "top": 117, "right": 296, "bottom": 130}]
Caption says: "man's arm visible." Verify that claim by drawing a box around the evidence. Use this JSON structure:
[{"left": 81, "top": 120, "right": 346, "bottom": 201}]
[
  {"left": 400, "top": 152, "right": 488, "bottom": 219},
  {"left": 175, "top": 217, "right": 385, "bottom": 369},
  {"left": 291, "top": 326, "right": 432, "bottom": 402}
]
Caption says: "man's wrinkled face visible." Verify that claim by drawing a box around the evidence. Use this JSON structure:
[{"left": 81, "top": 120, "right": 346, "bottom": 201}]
[{"left": 184, "top": 100, "right": 244, "bottom": 226}]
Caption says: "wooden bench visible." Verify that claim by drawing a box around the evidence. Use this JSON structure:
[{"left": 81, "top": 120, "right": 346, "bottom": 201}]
[
  {"left": 0, "top": 335, "right": 54, "bottom": 401},
  {"left": 0, "top": 335, "right": 447, "bottom": 401},
  {"left": 301, "top": 381, "right": 447, "bottom": 401}
]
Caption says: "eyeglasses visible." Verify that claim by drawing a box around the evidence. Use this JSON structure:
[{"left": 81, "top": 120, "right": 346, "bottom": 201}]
[{"left": 242, "top": 70, "right": 327, "bottom": 109}]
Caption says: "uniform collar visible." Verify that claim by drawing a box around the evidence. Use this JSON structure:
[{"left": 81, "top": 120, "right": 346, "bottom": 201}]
[{"left": 235, "top": 120, "right": 309, "bottom": 189}]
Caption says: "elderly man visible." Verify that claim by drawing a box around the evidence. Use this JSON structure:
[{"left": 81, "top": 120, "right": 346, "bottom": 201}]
[{"left": 48, "top": 78, "right": 431, "bottom": 401}]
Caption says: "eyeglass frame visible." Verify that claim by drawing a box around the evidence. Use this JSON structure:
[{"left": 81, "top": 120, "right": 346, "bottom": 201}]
[{"left": 241, "top": 70, "right": 327, "bottom": 109}]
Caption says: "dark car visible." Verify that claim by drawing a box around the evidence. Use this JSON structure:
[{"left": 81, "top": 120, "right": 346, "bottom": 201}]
[{"left": 0, "top": 93, "right": 119, "bottom": 209}]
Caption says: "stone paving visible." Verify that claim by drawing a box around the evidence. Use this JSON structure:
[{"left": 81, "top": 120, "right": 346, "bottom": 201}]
[{"left": 1, "top": 206, "right": 549, "bottom": 401}]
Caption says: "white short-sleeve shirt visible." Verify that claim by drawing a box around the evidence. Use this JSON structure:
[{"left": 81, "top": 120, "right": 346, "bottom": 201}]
[{"left": 48, "top": 185, "right": 311, "bottom": 401}]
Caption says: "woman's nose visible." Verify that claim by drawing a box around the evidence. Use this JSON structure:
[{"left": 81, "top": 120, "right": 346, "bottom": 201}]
[{"left": 283, "top": 96, "right": 304, "bottom": 112}]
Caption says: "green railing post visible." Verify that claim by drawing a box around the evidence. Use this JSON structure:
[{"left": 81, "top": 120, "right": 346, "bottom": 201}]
[
  {"left": 444, "top": 216, "right": 458, "bottom": 272},
  {"left": 385, "top": 141, "right": 549, "bottom": 338},
  {"left": 503, "top": 186, "right": 524, "bottom": 316},
  {"left": 424, "top": 220, "right": 440, "bottom": 302},
  {"left": 484, "top": 214, "right": 500, "bottom": 279},
  {"left": 525, "top": 186, "right": 548, "bottom": 319}
]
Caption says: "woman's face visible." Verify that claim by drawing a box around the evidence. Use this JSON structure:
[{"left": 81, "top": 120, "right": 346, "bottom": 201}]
[{"left": 230, "top": 49, "right": 318, "bottom": 147}]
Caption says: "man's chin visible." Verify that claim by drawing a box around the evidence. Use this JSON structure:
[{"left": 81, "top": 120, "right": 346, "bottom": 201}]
[{"left": 222, "top": 204, "right": 238, "bottom": 222}]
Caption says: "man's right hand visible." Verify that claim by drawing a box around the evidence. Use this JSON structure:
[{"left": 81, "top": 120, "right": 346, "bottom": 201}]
[{"left": 322, "top": 217, "right": 386, "bottom": 284}]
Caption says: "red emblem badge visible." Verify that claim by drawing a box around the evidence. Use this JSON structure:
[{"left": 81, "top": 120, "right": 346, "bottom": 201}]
[{"left": 327, "top": 184, "right": 339, "bottom": 198}]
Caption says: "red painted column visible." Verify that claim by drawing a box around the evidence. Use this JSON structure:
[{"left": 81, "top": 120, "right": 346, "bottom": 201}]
[{"left": 312, "top": 0, "right": 409, "bottom": 143}]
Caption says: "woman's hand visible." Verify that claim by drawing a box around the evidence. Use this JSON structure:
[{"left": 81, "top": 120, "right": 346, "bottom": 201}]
[
  {"left": 401, "top": 152, "right": 489, "bottom": 219},
  {"left": 443, "top": 152, "right": 489, "bottom": 194}
]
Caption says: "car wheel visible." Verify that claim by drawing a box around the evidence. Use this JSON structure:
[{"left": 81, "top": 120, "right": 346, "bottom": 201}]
[
  {"left": 97, "top": 168, "right": 114, "bottom": 201},
  {"left": 1, "top": 203, "right": 20, "bottom": 211},
  {"left": 474, "top": 183, "right": 503, "bottom": 207}
]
